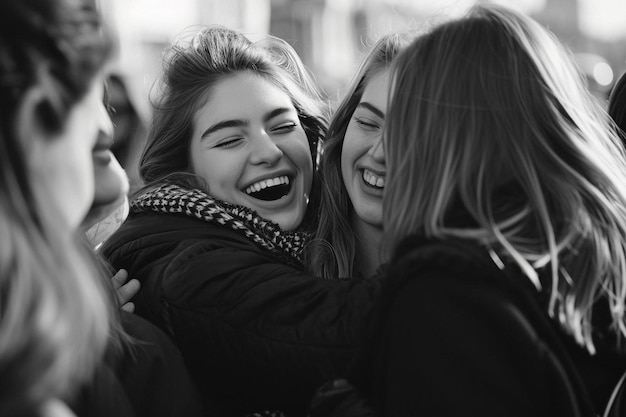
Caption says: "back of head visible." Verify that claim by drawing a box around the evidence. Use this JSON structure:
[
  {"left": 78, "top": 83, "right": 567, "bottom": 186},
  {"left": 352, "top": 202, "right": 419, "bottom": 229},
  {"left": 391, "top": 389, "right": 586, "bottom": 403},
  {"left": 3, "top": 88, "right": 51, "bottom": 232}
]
[
  {"left": 384, "top": 4, "right": 626, "bottom": 352},
  {"left": 305, "top": 32, "right": 416, "bottom": 279},
  {"left": 0, "top": 0, "right": 115, "bottom": 414},
  {"left": 139, "top": 26, "right": 328, "bottom": 197}
]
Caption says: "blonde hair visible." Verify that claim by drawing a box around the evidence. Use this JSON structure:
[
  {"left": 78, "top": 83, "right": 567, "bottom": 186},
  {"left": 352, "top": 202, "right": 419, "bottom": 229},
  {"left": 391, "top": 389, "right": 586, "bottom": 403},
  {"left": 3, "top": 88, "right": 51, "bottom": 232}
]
[
  {"left": 384, "top": 4, "right": 626, "bottom": 353},
  {"left": 0, "top": 203, "right": 113, "bottom": 412}
]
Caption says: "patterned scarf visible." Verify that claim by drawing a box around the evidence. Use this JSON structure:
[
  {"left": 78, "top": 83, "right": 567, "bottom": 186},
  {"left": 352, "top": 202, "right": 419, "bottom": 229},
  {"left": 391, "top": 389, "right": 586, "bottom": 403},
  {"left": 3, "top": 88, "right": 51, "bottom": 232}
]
[{"left": 131, "top": 183, "right": 309, "bottom": 267}]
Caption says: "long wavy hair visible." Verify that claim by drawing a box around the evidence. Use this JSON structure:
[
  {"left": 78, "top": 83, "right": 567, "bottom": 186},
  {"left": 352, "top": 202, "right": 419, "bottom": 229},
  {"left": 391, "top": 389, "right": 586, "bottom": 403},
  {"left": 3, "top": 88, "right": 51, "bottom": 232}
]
[
  {"left": 384, "top": 4, "right": 626, "bottom": 353},
  {"left": 0, "top": 0, "right": 118, "bottom": 415},
  {"left": 304, "top": 33, "right": 415, "bottom": 279},
  {"left": 139, "top": 26, "right": 329, "bottom": 229},
  {"left": 609, "top": 71, "right": 626, "bottom": 144}
]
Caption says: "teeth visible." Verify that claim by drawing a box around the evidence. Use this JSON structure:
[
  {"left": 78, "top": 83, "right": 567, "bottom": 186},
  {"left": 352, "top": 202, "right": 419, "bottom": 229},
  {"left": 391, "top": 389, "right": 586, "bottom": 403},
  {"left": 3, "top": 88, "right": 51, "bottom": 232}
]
[
  {"left": 363, "top": 169, "right": 385, "bottom": 188},
  {"left": 245, "top": 175, "right": 290, "bottom": 195}
]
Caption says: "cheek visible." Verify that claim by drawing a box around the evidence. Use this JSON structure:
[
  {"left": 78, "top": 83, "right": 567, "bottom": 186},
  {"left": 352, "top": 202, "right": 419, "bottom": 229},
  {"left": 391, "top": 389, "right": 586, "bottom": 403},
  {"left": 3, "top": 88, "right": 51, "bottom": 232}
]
[
  {"left": 341, "top": 125, "right": 361, "bottom": 161},
  {"left": 92, "top": 162, "right": 126, "bottom": 204},
  {"left": 44, "top": 141, "right": 95, "bottom": 228},
  {"left": 62, "top": 122, "right": 98, "bottom": 203},
  {"left": 191, "top": 151, "right": 239, "bottom": 198}
]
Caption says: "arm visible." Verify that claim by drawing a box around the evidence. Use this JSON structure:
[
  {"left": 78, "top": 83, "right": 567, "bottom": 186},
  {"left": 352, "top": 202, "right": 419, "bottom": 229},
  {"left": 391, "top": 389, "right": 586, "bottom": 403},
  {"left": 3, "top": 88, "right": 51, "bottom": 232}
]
[{"left": 160, "top": 242, "right": 380, "bottom": 415}]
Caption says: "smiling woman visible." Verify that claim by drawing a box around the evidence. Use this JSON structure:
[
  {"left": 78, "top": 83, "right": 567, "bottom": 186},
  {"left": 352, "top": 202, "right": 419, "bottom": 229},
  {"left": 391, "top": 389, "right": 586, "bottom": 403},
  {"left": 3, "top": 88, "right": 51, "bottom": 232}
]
[
  {"left": 102, "top": 26, "right": 381, "bottom": 417},
  {"left": 189, "top": 72, "right": 313, "bottom": 230},
  {"left": 304, "top": 32, "right": 418, "bottom": 280}
]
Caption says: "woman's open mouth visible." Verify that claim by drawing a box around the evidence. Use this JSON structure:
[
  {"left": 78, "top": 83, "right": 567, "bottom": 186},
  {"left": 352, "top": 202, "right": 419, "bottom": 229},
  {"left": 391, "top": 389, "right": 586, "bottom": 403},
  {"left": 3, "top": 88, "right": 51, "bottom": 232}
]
[
  {"left": 362, "top": 169, "right": 385, "bottom": 189},
  {"left": 243, "top": 175, "right": 292, "bottom": 201}
]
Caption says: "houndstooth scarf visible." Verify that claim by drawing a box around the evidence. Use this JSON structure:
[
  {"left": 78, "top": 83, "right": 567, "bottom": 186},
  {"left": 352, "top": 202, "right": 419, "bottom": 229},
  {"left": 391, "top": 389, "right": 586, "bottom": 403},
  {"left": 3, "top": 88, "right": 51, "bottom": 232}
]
[{"left": 131, "top": 183, "right": 309, "bottom": 267}]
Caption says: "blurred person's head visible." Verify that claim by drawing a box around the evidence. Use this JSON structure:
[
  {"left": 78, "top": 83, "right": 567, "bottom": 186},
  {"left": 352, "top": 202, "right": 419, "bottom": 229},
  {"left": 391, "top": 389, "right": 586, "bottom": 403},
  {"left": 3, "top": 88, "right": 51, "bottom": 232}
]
[
  {"left": 107, "top": 74, "right": 145, "bottom": 164},
  {"left": 0, "top": 0, "right": 117, "bottom": 415}
]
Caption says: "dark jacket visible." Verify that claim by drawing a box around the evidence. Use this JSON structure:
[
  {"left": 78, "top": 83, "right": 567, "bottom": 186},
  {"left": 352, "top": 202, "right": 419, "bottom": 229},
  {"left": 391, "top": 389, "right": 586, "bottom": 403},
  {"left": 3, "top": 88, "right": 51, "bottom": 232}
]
[
  {"left": 312, "top": 237, "right": 626, "bottom": 417},
  {"left": 102, "top": 184, "right": 380, "bottom": 417},
  {"left": 70, "top": 311, "right": 204, "bottom": 417}
]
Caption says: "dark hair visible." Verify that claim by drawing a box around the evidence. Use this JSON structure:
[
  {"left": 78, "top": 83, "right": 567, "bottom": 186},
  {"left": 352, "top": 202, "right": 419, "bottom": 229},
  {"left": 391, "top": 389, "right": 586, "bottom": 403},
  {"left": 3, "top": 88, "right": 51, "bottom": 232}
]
[{"left": 138, "top": 26, "right": 328, "bottom": 228}]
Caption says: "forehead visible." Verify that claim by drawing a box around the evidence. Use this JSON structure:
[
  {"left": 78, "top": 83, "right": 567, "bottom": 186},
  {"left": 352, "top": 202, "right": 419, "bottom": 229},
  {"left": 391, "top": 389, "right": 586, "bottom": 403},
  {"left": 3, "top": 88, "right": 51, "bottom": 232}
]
[
  {"left": 196, "top": 72, "right": 296, "bottom": 122},
  {"left": 360, "top": 70, "right": 391, "bottom": 111}
]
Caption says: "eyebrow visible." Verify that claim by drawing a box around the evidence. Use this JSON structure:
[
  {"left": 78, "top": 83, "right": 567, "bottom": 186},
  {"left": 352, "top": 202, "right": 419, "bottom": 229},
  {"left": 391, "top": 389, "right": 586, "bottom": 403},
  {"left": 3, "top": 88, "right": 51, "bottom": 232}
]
[
  {"left": 201, "top": 119, "right": 246, "bottom": 139},
  {"left": 356, "top": 102, "right": 385, "bottom": 119},
  {"left": 200, "top": 107, "right": 294, "bottom": 140}
]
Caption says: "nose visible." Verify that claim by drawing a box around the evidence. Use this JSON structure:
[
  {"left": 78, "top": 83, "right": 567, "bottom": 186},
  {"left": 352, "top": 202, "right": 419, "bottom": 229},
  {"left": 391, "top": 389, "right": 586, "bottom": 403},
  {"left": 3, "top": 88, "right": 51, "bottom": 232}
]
[
  {"left": 249, "top": 130, "right": 283, "bottom": 166},
  {"left": 98, "top": 101, "right": 114, "bottom": 138},
  {"left": 369, "top": 136, "right": 385, "bottom": 163}
]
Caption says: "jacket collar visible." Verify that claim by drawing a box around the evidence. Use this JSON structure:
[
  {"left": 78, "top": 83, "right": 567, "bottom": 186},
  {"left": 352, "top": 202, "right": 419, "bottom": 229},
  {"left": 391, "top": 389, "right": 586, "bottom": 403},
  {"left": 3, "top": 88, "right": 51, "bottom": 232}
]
[{"left": 131, "top": 183, "right": 308, "bottom": 266}]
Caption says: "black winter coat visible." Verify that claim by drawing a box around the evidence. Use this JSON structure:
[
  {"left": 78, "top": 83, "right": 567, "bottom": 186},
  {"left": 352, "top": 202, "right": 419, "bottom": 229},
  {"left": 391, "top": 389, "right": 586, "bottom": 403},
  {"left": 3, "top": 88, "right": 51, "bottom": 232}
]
[
  {"left": 311, "top": 237, "right": 626, "bottom": 417},
  {"left": 71, "top": 312, "right": 204, "bottom": 417},
  {"left": 102, "top": 184, "right": 380, "bottom": 417}
]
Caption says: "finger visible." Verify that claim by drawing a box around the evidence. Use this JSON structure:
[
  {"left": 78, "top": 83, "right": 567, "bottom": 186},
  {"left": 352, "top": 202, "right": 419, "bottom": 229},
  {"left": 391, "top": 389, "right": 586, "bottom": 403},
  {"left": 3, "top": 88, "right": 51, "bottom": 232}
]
[
  {"left": 121, "top": 302, "right": 135, "bottom": 313},
  {"left": 116, "top": 278, "right": 140, "bottom": 306},
  {"left": 111, "top": 269, "right": 129, "bottom": 290}
]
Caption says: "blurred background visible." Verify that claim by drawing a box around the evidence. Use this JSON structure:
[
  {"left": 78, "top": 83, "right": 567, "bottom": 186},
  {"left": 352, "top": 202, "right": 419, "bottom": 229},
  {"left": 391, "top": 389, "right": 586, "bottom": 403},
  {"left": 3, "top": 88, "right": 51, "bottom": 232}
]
[{"left": 98, "top": 0, "right": 626, "bottom": 170}]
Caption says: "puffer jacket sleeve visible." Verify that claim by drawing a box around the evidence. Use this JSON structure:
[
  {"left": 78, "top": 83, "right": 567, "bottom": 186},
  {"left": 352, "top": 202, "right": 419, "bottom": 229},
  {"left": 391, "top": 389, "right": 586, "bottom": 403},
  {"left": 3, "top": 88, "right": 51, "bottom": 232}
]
[
  {"left": 162, "top": 240, "right": 380, "bottom": 416},
  {"left": 104, "top": 215, "right": 381, "bottom": 417}
]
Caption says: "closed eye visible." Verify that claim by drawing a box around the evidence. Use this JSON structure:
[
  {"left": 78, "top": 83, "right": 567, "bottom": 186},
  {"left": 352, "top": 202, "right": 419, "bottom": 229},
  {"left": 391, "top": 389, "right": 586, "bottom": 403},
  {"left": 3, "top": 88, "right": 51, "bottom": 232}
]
[
  {"left": 214, "top": 137, "right": 244, "bottom": 149},
  {"left": 355, "top": 117, "right": 381, "bottom": 132},
  {"left": 271, "top": 121, "right": 298, "bottom": 134}
]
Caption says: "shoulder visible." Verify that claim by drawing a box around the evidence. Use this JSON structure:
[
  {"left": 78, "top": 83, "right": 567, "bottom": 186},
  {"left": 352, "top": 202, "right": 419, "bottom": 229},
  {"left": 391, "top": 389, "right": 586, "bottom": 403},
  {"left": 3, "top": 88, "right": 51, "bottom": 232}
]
[
  {"left": 102, "top": 211, "right": 254, "bottom": 262},
  {"left": 383, "top": 236, "right": 509, "bottom": 304},
  {"left": 379, "top": 236, "right": 558, "bottom": 356},
  {"left": 369, "top": 237, "right": 594, "bottom": 416},
  {"left": 103, "top": 313, "right": 204, "bottom": 417}
]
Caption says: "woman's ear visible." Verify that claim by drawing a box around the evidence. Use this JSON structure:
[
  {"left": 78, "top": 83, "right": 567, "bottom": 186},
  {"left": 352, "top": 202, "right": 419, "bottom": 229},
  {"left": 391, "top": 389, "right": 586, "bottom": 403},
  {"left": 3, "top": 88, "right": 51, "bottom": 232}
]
[{"left": 15, "top": 84, "right": 62, "bottom": 150}]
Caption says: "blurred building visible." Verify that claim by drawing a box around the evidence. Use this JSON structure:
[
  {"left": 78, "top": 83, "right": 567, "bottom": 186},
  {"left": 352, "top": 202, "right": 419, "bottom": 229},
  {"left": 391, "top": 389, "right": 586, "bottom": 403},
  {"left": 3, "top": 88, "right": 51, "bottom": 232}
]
[
  {"left": 269, "top": 0, "right": 626, "bottom": 104},
  {"left": 100, "top": 0, "right": 272, "bottom": 116},
  {"left": 529, "top": 0, "right": 618, "bottom": 104},
  {"left": 100, "top": 0, "right": 626, "bottom": 112}
]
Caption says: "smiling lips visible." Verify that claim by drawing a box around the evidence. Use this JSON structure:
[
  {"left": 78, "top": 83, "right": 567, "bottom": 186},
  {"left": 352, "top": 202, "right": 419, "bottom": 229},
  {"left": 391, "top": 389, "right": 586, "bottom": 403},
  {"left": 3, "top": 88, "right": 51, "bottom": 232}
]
[
  {"left": 363, "top": 168, "right": 385, "bottom": 188},
  {"left": 244, "top": 175, "right": 292, "bottom": 201}
]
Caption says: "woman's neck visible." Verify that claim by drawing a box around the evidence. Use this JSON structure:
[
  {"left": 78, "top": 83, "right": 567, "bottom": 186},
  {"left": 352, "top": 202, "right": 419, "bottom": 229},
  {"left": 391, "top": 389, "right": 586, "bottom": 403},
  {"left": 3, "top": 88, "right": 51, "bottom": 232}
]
[{"left": 351, "top": 216, "right": 383, "bottom": 277}]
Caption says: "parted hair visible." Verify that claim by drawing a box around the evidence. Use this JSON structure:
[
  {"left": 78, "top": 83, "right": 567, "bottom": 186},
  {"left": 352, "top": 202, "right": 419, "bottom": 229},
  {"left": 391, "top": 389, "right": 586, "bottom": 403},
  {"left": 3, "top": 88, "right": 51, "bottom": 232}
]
[
  {"left": 0, "top": 0, "right": 116, "bottom": 415},
  {"left": 139, "top": 26, "right": 329, "bottom": 228},
  {"left": 384, "top": 4, "right": 626, "bottom": 353},
  {"left": 304, "top": 33, "right": 415, "bottom": 279}
]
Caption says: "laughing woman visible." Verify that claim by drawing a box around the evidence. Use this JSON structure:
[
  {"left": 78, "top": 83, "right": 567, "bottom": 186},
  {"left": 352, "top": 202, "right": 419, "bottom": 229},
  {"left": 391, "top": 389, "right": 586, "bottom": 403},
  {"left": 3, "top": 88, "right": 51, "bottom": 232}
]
[
  {"left": 102, "top": 27, "right": 379, "bottom": 417},
  {"left": 304, "top": 32, "right": 416, "bottom": 280}
]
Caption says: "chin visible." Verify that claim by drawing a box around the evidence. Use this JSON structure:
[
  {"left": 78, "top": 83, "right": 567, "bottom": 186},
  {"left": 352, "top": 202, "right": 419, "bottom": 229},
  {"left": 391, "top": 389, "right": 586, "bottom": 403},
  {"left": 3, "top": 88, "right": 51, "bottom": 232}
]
[
  {"left": 272, "top": 214, "right": 303, "bottom": 231},
  {"left": 355, "top": 209, "right": 383, "bottom": 229},
  {"left": 92, "top": 185, "right": 125, "bottom": 207}
]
